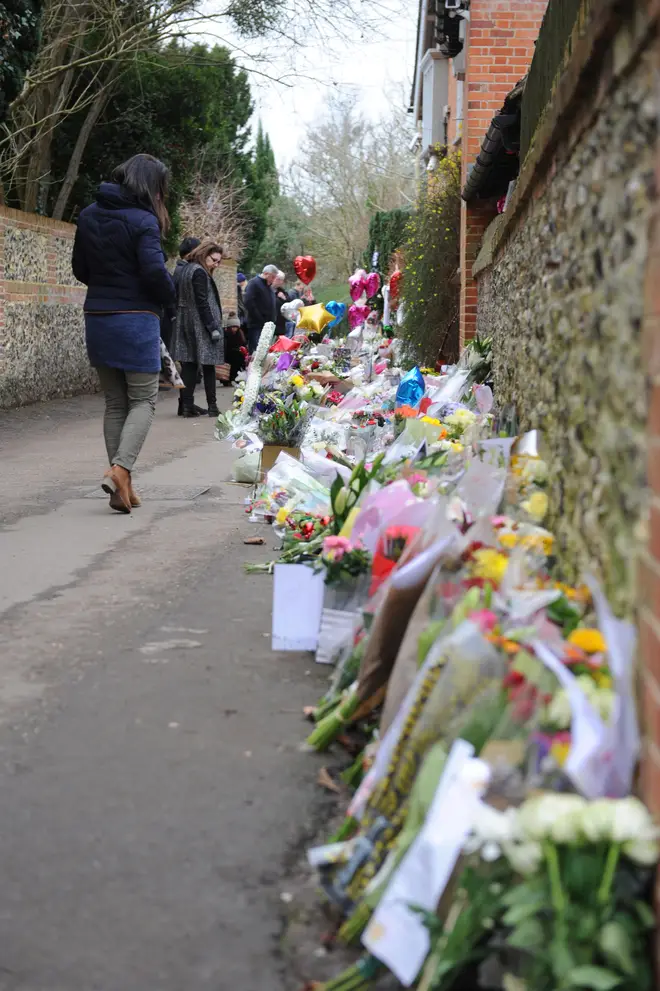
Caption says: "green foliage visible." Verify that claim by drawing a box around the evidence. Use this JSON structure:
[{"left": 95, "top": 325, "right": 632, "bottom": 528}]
[
  {"left": 240, "top": 122, "right": 279, "bottom": 270},
  {"left": 364, "top": 207, "right": 410, "bottom": 273},
  {"left": 400, "top": 153, "right": 461, "bottom": 365},
  {"left": 249, "top": 192, "right": 305, "bottom": 276},
  {"left": 49, "top": 41, "right": 254, "bottom": 247},
  {"left": 0, "top": 0, "right": 42, "bottom": 124}
]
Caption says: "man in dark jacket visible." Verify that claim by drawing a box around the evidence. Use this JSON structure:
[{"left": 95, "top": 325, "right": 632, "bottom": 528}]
[
  {"left": 272, "top": 270, "right": 289, "bottom": 337},
  {"left": 236, "top": 272, "right": 248, "bottom": 333},
  {"left": 244, "top": 264, "right": 277, "bottom": 352}
]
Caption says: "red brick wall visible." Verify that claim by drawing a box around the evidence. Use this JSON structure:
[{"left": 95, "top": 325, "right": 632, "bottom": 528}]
[{"left": 459, "top": 0, "right": 548, "bottom": 345}]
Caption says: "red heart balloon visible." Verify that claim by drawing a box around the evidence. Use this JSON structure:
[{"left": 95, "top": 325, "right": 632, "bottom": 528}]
[{"left": 293, "top": 255, "right": 316, "bottom": 285}]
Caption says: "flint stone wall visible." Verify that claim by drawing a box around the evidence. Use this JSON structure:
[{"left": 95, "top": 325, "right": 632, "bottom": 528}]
[
  {"left": 0, "top": 207, "right": 237, "bottom": 410},
  {"left": 475, "top": 40, "right": 657, "bottom": 616},
  {"left": 0, "top": 208, "right": 92, "bottom": 410}
]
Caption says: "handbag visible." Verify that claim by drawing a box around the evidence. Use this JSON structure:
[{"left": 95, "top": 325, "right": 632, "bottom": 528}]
[
  {"left": 215, "top": 363, "right": 231, "bottom": 382},
  {"left": 160, "top": 340, "right": 184, "bottom": 388}
]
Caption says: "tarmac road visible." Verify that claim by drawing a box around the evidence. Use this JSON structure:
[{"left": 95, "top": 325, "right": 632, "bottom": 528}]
[{"left": 0, "top": 389, "right": 327, "bottom": 991}]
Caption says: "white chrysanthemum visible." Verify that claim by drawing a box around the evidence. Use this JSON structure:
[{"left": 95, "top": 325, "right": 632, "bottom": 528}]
[{"left": 503, "top": 839, "right": 543, "bottom": 876}]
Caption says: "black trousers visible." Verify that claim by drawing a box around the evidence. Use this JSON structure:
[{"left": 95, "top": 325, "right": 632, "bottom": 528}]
[{"left": 180, "top": 362, "right": 217, "bottom": 410}]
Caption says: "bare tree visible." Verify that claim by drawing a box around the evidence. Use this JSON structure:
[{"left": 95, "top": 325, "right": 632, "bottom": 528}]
[
  {"left": 286, "top": 91, "right": 415, "bottom": 278},
  {"left": 1, "top": 0, "right": 404, "bottom": 213},
  {"left": 179, "top": 172, "right": 252, "bottom": 258}
]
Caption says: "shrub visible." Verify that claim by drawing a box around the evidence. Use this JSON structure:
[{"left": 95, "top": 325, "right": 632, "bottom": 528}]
[{"left": 400, "top": 153, "right": 461, "bottom": 365}]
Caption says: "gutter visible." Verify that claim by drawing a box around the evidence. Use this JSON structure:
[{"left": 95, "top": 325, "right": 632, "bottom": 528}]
[{"left": 411, "top": 0, "right": 429, "bottom": 121}]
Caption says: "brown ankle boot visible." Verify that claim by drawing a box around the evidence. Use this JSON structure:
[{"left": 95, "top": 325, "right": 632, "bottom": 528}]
[
  {"left": 102, "top": 465, "right": 132, "bottom": 513},
  {"left": 128, "top": 478, "right": 141, "bottom": 508}
]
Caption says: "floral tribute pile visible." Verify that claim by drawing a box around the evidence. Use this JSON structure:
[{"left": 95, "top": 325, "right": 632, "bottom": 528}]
[{"left": 215, "top": 319, "right": 657, "bottom": 991}]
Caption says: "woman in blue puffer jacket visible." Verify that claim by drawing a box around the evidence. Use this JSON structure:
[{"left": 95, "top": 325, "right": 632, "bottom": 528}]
[{"left": 72, "top": 153, "right": 175, "bottom": 514}]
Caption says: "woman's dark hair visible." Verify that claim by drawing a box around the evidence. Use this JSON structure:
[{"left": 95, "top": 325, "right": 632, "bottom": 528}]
[
  {"left": 179, "top": 236, "right": 201, "bottom": 258},
  {"left": 112, "top": 154, "right": 170, "bottom": 233},
  {"left": 187, "top": 240, "right": 224, "bottom": 267}
]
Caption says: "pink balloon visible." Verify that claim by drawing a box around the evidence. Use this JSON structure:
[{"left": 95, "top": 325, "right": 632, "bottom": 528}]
[
  {"left": 348, "top": 304, "right": 370, "bottom": 329},
  {"left": 365, "top": 272, "right": 381, "bottom": 298},
  {"left": 348, "top": 268, "right": 367, "bottom": 302}
]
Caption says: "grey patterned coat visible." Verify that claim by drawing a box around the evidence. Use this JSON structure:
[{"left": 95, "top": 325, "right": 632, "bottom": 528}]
[{"left": 173, "top": 262, "right": 224, "bottom": 366}]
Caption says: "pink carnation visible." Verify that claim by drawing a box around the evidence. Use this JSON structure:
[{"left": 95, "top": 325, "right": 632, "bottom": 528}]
[
  {"left": 469, "top": 609, "right": 498, "bottom": 633},
  {"left": 323, "top": 535, "right": 352, "bottom": 561}
]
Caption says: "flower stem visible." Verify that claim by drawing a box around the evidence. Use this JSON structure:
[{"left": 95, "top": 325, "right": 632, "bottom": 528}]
[
  {"left": 597, "top": 843, "right": 621, "bottom": 905},
  {"left": 543, "top": 842, "right": 565, "bottom": 917}
]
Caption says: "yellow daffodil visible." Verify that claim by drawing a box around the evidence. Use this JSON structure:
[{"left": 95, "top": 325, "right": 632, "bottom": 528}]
[
  {"left": 522, "top": 491, "right": 549, "bottom": 522},
  {"left": 568, "top": 628, "right": 607, "bottom": 654},
  {"left": 275, "top": 506, "right": 290, "bottom": 525},
  {"left": 289, "top": 373, "right": 304, "bottom": 388},
  {"left": 550, "top": 739, "right": 571, "bottom": 767},
  {"left": 472, "top": 549, "right": 509, "bottom": 584},
  {"left": 421, "top": 416, "right": 442, "bottom": 426}
]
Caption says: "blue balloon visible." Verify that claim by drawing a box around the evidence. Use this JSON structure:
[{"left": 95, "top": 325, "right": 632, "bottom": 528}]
[
  {"left": 396, "top": 366, "right": 425, "bottom": 409},
  {"left": 325, "top": 300, "right": 346, "bottom": 328}
]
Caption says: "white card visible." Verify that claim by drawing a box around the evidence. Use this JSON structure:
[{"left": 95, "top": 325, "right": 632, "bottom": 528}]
[
  {"left": 362, "top": 740, "right": 477, "bottom": 986},
  {"left": 272, "top": 564, "right": 325, "bottom": 651}
]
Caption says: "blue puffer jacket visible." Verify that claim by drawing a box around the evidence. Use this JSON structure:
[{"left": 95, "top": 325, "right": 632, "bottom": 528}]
[{"left": 72, "top": 182, "right": 175, "bottom": 315}]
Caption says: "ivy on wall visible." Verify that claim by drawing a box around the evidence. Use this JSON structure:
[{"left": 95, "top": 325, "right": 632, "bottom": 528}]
[{"left": 400, "top": 152, "right": 461, "bottom": 364}]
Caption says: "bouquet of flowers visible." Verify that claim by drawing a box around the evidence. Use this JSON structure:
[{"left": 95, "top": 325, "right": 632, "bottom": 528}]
[
  {"left": 325, "top": 389, "right": 345, "bottom": 406},
  {"left": 320, "top": 536, "right": 372, "bottom": 587},
  {"left": 443, "top": 793, "right": 659, "bottom": 991},
  {"left": 258, "top": 397, "right": 309, "bottom": 446},
  {"left": 352, "top": 409, "right": 388, "bottom": 428}
]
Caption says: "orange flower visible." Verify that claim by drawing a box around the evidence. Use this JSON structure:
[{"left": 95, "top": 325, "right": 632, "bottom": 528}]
[{"left": 395, "top": 405, "right": 419, "bottom": 418}]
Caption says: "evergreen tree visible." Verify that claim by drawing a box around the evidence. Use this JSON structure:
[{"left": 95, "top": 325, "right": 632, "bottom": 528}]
[
  {"left": 241, "top": 123, "right": 279, "bottom": 270},
  {"left": 49, "top": 42, "right": 254, "bottom": 247},
  {"left": 0, "top": 0, "right": 42, "bottom": 126}
]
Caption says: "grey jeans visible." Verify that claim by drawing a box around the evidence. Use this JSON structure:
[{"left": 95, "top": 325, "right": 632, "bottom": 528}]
[{"left": 96, "top": 367, "right": 159, "bottom": 472}]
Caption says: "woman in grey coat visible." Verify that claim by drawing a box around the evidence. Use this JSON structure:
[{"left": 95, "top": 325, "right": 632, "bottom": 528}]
[{"left": 173, "top": 240, "right": 224, "bottom": 417}]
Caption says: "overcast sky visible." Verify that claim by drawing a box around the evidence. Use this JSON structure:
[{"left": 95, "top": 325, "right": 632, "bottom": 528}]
[{"left": 198, "top": 0, "right": 419, "bottom": 168}]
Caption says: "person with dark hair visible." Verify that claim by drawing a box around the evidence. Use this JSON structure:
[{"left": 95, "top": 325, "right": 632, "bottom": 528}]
[
  {"left": 272, "top": 270, "right": 289, "bottom": 337},
  {"left": 224, "top": 312, "right": 247, "bottom": 385},
  {"left": 72, "top": 152, "right": 175, "bottom": 514},
  {"left": 161, "top": 235, "right": 206, "bottom": 417},
  {"left": 236, "top": 272, "right": 248, "bottom": 334},
  {"left": 172, "top": 240, "right": 225, "bottom": 417},
  {"left": 244, "top": 264, "right": 277, "bottom": 353},
  {"left": 160, "top": 236, "right": 200, "bottom": 353}
]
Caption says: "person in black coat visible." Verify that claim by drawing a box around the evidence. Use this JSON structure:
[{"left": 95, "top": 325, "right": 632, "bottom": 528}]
[
  {"left": 236, "top": 272, "right": 248, "bottom": 333},
  {"left": 224, "top": 312, "right": 247, "bottom": 384},
  {"left": 160, "top": 236, "right": 200, "bottom": 352},
  {"left": 72, "top": 153, "right": 175, "bottom": 514},
  {"left": 272, "top": 270, "right": 289, "bottom": 336},
  {"left": 172, "top": 240, "right": 225, "bottom": 417},
  {"left": 244, "top": 264, "right": 277, "bottom": 352}
]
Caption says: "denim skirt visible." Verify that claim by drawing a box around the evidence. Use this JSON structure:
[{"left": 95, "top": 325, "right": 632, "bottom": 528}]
[{"left": 85, "top": 311, "right": 161, "bottom": 374}]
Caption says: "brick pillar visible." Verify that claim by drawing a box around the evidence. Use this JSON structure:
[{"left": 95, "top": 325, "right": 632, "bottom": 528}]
[
  {"left": 459, "top": 0, "right": 549, "bottom": 345},
  {"left": 460, "top": 200, "right": 497, "bottom": 345}
]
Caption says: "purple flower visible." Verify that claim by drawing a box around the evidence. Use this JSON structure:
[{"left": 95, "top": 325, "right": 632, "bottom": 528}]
[{"left": 276, "top": 353, "right": 295, "bottom": 372}]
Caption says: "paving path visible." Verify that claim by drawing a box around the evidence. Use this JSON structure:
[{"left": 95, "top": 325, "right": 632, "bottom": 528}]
[{"left": 0, "top": 390, "right": 327, "bottom": 991}]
